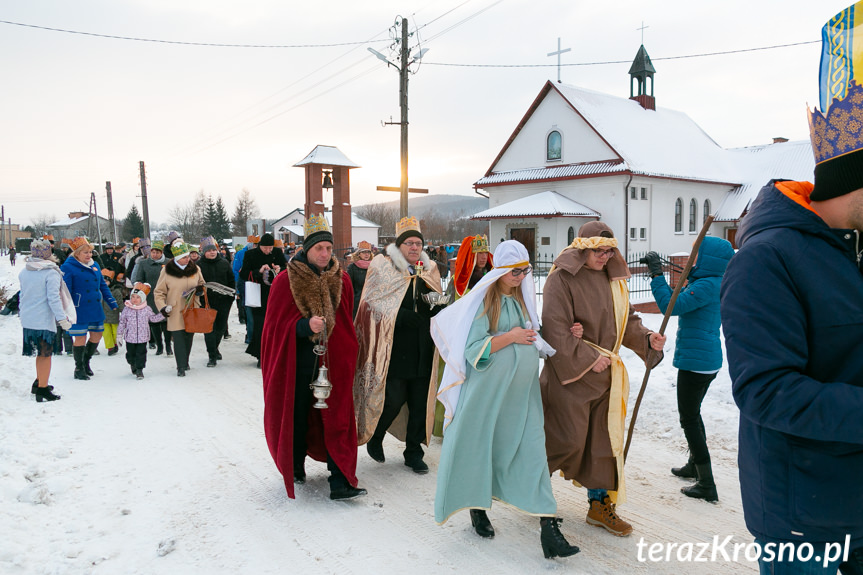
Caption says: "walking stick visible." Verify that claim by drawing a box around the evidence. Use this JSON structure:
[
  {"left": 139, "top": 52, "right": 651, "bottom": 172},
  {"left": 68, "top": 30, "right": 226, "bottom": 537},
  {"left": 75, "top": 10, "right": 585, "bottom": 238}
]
[{"left": 623, "top": 215, "right": 715, "bottom": 461}]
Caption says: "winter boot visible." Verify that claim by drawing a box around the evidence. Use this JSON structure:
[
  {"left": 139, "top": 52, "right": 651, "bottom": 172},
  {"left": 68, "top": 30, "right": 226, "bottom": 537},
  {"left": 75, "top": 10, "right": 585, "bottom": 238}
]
[
  {"left": 31, "top": 378, "right": 54, "bottom": 394},
  {"left": 83, "top": 341, "right": 99, "bottom": 376},
  {"left": 586, "top": 495, "right": 633, "bottom": 537},
  {"left": 540, "top": 517, "right": 579, "bottom": 559},
  {"left": 671, "top": 458, "right": 697, "bottom": 479},
  {"left": 470, "top": 510, "right": 495, "bottom": 539},
  {"left": 681, "top": 462, "right": 718, "bottom": 502},
  {"left": 206, "top": 356, "right": 217, "bottom": 367},
  {"left": 35, "top": 385, "right": 61, "bottom": 402},
  {"left": 135, "top": 369, "right": 144, "bottom": 380},
  {"left": 73, "top": 347, "right": 90, "bottom": 380}
]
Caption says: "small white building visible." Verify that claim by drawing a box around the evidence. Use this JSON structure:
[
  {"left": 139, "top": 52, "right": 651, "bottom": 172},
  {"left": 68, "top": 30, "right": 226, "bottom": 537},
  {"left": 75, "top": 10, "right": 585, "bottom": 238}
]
[
  {"left": 270, "top": 208, "right": 380, "bottom": 248},
  {"left": 472, "top": 45, "right": 815, "bottom": 261}
]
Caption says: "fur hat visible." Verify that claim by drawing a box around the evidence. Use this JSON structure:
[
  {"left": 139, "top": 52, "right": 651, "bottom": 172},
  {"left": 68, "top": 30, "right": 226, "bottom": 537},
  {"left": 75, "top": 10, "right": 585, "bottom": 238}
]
[
  {"left": 30, "top": 239, "right": 53, "bottom": 259},
  {"left": 130, "top": 282, "right": 151, "bottom": 300},
  {"left": 200, "top": 236, "right": 218, "bottom": 253},
  {"left": 395, "top": 216, "right": 423, "bottom": 247}
]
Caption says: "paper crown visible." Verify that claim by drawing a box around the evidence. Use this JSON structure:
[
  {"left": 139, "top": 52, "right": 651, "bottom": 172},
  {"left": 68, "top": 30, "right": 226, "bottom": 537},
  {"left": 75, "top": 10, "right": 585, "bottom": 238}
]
[
  {"left": 30, "top": 240, "right": 53, "bottom": 259},
  {"left": 304, "top": 213, "right": 330, "bottom": 237},
  {"left": 199, "top": 236, "right": 218, "bottom": 253},
  {"left": 101, "top": 268, "right": 115, "bottom": 279},
  {"left": 396, "top": 216, "right": 421, "bottom": 238},
  {"left": 471, "top": 235, "right": 490, "bottom": 254},
  {"left": 171, "top": 241, "right": 191, "bottom": 259},
  {"left": 60, "top": 238, "right": 73, "bottom": 249},
  {"left": 70, "top": 237, "right": 92, "bottom": 251},
  {"left": 273, "top": 239, "right": 284, "bottom": 248},
  {"left": 356, "top": 240, "right": 372, "bottom": 251},
  {"left": 42, "top": 234, "right": 54, "bottom": 241},
  {"left": 151, "top": 240, "right": 165, "bottom": 251},
  {"left": 246, "top": 235, "right": 260, "bottom": 244},
  {"left": 132, "top": 237, "right": 140, "bottom": 245},
  {"left": 131, "top": 282, "right": 151, "bottom": 296}
]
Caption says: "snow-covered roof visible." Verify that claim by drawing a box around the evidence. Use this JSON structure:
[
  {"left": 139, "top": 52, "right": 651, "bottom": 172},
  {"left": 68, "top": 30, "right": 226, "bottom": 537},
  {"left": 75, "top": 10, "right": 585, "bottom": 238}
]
[
  {"left": 475, "top": 160, "right": 625, "bottom": 186},
  {"left": 293, "top": 145, "right": 360, "bottom": 168},
  {"left": 472, "top": 191, "right": 600, "bottom": 220},
  {"left": 48, "top": 215, "right": 90, "bottom": 227},
  {"left": 279, "top": 224, "right": 305, "bottom": 236},
  {"left": 279, "top": 210, "right": 381, "bottom": 235}
]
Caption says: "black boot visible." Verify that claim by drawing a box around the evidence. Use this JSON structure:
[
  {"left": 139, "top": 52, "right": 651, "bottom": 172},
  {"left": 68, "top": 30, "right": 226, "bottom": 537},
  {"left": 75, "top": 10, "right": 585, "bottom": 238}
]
[
  {"left": 540, "top": 517, "right": 580, "bottom": 559},
  {"left": 470, "top": 510, "right": 495, "bottom": 539},
  {"left": 73, "top": 347, "right": 90, "bottom": 380},
  {"left": 30, "top": 378, "right": 54, "bottom": 394},
  {"left": 84, "top": 341, "right": 98, "bottom": 376},
  {"left": 671, "top": 459, "right": 696, "bottom": 479},
  {"left": 107, "top": 345, "right": 118, "bottom": 356},
  {"left": 681, "top": 462, "right": 718, "bottom": 502},
  {"left": 35, "top": 385, "right": 61, "bottom": 402},
  {"left": 207, "top": 356, "right": 217, "bottom": 367}
]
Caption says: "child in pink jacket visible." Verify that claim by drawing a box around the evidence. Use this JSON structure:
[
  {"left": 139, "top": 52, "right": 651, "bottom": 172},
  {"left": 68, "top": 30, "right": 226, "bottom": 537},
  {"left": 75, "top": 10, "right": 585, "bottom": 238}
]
[{"left": 118, "top": 283, "right": 165, "bottom": 379}]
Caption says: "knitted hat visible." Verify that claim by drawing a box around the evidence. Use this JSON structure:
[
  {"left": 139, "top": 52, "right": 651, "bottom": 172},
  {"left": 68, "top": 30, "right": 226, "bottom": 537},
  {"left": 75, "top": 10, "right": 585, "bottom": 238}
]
[
  {"left": 303, "top": 213, "right": 333, "bottom": 251},
  {"left": 130, "top": 282, "right": 151, "bottom": 300},
  {"left": 30, "top": 239, "right": 53, "bottom": 259},
  {"left": 395, "top": 216, "right": 423, "bottom": 246},
  {"left": 809, "top": 6, "right": 863, "bottom": 201},
  {"left": 138, "top": 237, "right": 152, "bottom": 258},
  {"left": 171, "top": 240, "right": 191, "bottom": 260},
  {"left": 200, "top": 236, "right": 218, "bottom": 253},
  {"left": 70, "top": 237, "right": 92, "bottom": 252},
  {"left": 151, "top": 240, "right": 165, "bottom": 252},
  {"left": 258, "top": 233, "right": 275, "bottom": 247}
]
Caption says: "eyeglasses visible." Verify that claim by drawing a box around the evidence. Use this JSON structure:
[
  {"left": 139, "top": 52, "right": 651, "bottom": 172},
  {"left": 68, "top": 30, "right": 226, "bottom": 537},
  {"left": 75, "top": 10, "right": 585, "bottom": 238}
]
[
  {"left": 590, "top": 249, "right": 615, "bottom": 259},
  {"left": 509, "top": 266, "right": 532, "bottom": 277},
  {"left": 402, "top": 241, "right": 423, "bottom": 248}
]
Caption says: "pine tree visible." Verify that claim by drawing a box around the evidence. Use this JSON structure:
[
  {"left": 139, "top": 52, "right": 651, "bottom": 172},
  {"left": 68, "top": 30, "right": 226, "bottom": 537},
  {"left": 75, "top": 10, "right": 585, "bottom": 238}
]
[
  {"left": 212, "top": 196, "right": 232, "bottom": 243},
  {"left": 124, "top": 204, "right": 144, "bottom": 240}
]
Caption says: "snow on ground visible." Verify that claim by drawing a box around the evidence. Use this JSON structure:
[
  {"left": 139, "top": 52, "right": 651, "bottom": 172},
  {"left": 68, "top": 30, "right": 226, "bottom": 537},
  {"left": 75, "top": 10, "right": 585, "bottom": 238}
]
[{"left": 0, "top": 257, "right": 757, "bottom": 574}]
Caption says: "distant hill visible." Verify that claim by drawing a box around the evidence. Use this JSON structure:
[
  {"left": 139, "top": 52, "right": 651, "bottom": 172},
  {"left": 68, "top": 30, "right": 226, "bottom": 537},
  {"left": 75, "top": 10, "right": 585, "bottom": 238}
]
[{"left": 356, "top": 194, "right": 488, "bottom": 218}]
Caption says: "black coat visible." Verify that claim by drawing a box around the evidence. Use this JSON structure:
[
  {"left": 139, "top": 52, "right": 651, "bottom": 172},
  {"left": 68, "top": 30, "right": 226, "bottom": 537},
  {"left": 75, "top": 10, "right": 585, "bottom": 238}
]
[
  {"left": 197, "top": 254, "right": 236, "bottom": 309},
  {"left": 239, "top": 247, "right": 287, "bottom": 308},
  {"left": 387, "top": 275, "right": 441, "bottom": 380},
  {"left": 346, "top": 262, "right": 368, "bottom": 317}
]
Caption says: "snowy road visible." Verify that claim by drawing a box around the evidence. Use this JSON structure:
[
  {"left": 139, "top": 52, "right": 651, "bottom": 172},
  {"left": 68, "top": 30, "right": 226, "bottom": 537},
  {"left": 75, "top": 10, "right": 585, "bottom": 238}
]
[{"left": 0, "top": 258, "right": 756, "bottom": 574}]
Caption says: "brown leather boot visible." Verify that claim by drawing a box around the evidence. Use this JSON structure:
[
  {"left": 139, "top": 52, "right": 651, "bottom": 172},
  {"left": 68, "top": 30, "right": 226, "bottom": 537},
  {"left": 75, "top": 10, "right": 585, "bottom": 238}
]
[{"left": 586, "top": 495, "right": 633, "bottom": 537}]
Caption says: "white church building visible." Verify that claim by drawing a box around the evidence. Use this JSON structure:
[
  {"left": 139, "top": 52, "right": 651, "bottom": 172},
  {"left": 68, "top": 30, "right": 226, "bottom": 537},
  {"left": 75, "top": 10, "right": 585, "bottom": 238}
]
[{"left": 472, "top": 45, "right": 815, "bottom": 263}]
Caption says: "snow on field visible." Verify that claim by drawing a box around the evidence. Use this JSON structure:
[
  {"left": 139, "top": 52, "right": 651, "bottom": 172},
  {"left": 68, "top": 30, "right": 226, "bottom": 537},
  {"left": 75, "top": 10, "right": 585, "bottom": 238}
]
[{"left": 0, "top": 257, "right": 756, "bottom": 574}]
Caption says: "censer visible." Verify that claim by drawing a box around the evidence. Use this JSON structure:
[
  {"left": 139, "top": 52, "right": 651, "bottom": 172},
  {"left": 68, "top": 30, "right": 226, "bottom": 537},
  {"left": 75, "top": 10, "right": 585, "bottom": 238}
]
[{"left": 310, "top": 318, "right": 332, "bottom": 409}]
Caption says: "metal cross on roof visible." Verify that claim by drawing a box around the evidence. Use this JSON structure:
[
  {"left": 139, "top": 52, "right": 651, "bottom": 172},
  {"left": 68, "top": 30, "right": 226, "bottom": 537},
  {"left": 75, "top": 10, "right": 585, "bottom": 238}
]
[
  {"left": 637, "top": 21, "right": 649, "bottom": 44},
  {"left": 547, "top": 37, "right": 571, "bottom": 84}
]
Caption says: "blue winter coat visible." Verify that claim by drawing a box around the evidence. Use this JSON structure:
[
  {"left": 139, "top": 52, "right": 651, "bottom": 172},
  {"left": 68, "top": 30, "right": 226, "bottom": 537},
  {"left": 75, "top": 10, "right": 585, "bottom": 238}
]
[
  {"left": 61, "top": 256, "right": 118, "bottom": 325},
  {"left": 650, "top": 236, "right": 734, "bottom": 372},
  {"left": 720, "top": 180, "right": 863, "bottom": 548}
]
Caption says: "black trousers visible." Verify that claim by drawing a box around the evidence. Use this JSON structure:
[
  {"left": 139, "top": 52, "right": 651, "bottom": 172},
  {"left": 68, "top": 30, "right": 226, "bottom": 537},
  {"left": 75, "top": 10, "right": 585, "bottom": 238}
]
[
  {"left": 245, "top": 307, "right": 266, "bottom": 359},
  {"left": 170, "top": 330, "right": 194, "bottom": 370},
  {"left": 294, "top": 365, "right": 349, "bottom": 489},
  {"left": 677, "top": 370, "right": 717, "bottom": 465},
  {"left": 149, "top": 322, "right": 172, "bottom": 352},
  {"left": 372, "top": 376, "right": 429, "bottom": 462},
  {"left": 204, "top": 301, "right": 231, "bottom": 359},
  {"left": 125, "top": 342, "right": 148, "bottom": 371}
]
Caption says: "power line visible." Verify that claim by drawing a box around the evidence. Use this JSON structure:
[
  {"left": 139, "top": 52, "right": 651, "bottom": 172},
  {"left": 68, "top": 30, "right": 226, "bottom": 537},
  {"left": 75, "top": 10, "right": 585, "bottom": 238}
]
[
  {"left": 0, "top": 18, "right": 388, "bottom": 48},
  {"left": 422, "top": 40, "right": 820, "bottom": 68}
]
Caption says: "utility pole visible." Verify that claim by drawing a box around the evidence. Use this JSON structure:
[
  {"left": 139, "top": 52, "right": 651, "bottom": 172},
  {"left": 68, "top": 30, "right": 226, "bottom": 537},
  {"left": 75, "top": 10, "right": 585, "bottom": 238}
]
[
  {"left": 398, "top": 17, "right": 409, "bottom": 219},
  {"left": 139, "top": 161, "right": 151, "bottom": 238},
  {"left": 89, "top": 192, "right": 104, "bottom": 252},
  {"left": 106, "top": 181, "right": 118, "bottom": 243},
  {"left": 0, "top": 205, "right": 5, "bottom": 255}
]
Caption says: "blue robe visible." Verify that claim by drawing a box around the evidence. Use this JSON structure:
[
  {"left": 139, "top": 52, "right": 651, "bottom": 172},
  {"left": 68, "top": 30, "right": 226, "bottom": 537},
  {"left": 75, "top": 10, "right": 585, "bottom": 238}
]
[{"left": 435, "top": 295, "right": 556, "bottom": 523}]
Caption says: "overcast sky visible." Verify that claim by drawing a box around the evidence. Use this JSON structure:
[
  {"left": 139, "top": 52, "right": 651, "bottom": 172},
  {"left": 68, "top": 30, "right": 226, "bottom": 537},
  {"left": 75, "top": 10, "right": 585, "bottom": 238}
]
[{"left": 0, "top": 0, "right": 850, "bottom": 228}]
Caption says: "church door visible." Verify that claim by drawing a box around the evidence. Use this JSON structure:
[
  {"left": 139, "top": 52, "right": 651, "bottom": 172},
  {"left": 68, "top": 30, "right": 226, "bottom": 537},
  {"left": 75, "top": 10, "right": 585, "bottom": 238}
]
[{"left": 510, "top": 228, "right": 535, "bottom": 263}]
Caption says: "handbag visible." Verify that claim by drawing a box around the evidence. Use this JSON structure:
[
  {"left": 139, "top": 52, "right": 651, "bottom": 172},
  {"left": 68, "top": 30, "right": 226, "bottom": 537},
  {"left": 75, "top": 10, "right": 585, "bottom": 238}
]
[
  {"left": 183, "top": 288, "right": 217, "bottom": 334},
  {"left": 244, "top": 273, "right": 262, "bottom": 308}
]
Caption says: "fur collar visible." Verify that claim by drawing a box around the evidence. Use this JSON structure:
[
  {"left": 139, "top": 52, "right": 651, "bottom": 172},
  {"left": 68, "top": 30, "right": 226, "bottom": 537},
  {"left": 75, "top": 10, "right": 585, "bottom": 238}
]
[
  {"left": 287, "top": 256, "right": 342, "bottom": 342},
  {"left": 385, "top": 243, "right": 432, "bottom": 274},
  {"left": 165, "top": 259, "right": 199, "bottom": 278}
]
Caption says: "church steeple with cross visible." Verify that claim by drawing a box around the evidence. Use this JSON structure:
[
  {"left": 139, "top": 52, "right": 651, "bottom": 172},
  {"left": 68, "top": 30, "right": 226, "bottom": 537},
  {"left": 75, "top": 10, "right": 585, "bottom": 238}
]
[{"left": 629, "top": 43, "right": 656, "bottom": 111}]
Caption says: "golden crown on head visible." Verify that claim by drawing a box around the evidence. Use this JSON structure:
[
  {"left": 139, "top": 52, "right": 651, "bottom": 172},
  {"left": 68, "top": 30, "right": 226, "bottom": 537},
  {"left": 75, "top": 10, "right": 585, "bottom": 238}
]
[
  {"left": 305, "top": 213, "right": 330, "bottom": 236},
  {"left": 471, "top": 234, "right": 489, "bottom": 254},
  {"left": 396, "top": 216, "right": 421, "bottom": 237}
]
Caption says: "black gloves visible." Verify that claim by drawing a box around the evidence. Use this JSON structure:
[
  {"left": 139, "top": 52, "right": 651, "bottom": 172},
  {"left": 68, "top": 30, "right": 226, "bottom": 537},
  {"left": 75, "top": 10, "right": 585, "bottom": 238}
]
[{"left": 639, "top": 251, "right": 663, "bottom": 278}]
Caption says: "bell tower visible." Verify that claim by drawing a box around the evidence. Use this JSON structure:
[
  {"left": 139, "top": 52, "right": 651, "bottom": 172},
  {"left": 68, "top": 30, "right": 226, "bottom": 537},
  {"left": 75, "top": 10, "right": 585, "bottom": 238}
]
[
  {"left": 293, "top": 145, "right": 360, "bottom": 252},
  {"left": 629, "top": 45, "right": 656, "bottom": 111}
]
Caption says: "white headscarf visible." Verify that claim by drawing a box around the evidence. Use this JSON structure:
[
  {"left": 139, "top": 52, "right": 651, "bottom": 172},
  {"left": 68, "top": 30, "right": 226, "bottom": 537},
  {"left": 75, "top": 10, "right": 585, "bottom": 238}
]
[{"left": 430, "top": 240, "right": 555, "bottom": 429}]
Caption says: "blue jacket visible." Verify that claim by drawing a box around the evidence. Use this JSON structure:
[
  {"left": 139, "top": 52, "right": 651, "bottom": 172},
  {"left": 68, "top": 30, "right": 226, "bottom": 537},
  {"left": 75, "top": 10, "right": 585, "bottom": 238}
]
[
  {"left": 650, "top": 236, "right": 734, "bottom": 372},
  {"left": 232, "top": 245, "right": 248, "bottom": 284},
  {"left": 61, "top": 256, "right": 118, "bottom": 325},
  {"left": 720, "top": 180, "right": 863, "bottom": 547}
]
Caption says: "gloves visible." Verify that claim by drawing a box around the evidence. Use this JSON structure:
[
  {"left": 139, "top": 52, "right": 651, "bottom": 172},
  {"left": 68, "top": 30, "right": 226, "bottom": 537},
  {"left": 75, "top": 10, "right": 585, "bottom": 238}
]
[
  {"left": 58, "top": 318, "right": 72, "bottom": 331},
  {"left": 116, "top": 335, "right": 124, "bottom": 347},
  {"left": 639, "top": 251, "right": 663, "bottom": 278},
  {"left": 160, "top": 305, "right": 172, "bottom": 315}
]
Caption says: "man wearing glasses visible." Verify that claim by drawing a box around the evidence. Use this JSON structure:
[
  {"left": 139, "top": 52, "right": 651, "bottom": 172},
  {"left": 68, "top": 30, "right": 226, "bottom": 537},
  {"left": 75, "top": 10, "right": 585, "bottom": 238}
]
[
  {"left": 354, "top": 216, "right": 446, "bottom": 475},
  {"left": 540, "top": 221, "right": 665, "bottom": 538}
]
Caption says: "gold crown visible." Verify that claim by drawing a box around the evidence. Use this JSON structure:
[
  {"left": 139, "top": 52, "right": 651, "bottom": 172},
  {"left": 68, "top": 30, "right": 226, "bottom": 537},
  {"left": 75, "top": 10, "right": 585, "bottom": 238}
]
[
  {"left": 131, "top": 282, "right": 151, "bottom": 296},
  {"left": 304, "top": 213, "right": 330, "bottom": 236},
  {"left": 70, "top": 236, "right": 92, "bottom": 251},
  {"left": 396, "top": 216, "right": 421, "bottom": 237},
  {"left": 471, "top": 234, "right": 489, "bottom": 253},
  {"left": 42, "top": 234, "right": 54, "bottom": 241}
]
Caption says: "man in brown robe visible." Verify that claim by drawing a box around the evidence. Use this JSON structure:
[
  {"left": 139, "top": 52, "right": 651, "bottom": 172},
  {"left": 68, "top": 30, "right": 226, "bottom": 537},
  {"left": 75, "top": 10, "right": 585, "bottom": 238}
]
[{"left": 540, "top": 221, "right": 664, "bottom": 537}]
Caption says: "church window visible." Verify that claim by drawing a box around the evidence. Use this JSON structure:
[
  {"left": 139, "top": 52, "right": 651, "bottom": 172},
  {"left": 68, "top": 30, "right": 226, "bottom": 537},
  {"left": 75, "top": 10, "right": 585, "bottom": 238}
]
[
  {"left": 641, "top": 187, "right": 648, "bottom": 200},
  {"left": 630, "top": 227, "right": 637, "bottom": 240},
  {"left": 703, "top": 199, "right": 711, "bottom": 224},
  {"left": 675, "top": 198, "right": 683, "bottom": 233},
  {"left": 541, "top": 236, "right": 551, "bottom": 245},
  {"left": 568, "top": 226, "right": 575, "bottom": 243},
  {"left": 689, "top": 199, "right": 698, "bottom": 233},
  {"left": 640, "top": 227, "right": 647, "bottom": 240},
  {"left": 630, "top": 187, "right": 637, "bottom": 200},
  {"left": 547, "top": 131, "right": 562, "bottom": 161}
]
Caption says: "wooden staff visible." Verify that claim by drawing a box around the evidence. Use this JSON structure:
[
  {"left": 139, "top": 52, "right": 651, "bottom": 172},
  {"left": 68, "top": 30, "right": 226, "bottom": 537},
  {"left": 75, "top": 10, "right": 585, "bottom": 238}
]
[{"left": 623, "top": 215, "right": 715, "bottom": 461}]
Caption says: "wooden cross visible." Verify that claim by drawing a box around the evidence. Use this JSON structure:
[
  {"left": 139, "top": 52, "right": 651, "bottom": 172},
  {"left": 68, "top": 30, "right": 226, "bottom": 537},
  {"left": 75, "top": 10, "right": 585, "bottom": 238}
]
[{"left": 547, "top": 37, "right": 571, "bottom": 84}]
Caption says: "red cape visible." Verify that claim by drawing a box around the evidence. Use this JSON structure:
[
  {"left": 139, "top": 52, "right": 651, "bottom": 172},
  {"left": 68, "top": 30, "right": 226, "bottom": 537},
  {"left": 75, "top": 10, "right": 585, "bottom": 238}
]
[
  {"left": 261, "top": 269, "right": 359, "bottom": 498},
  {"left": 454, "top": 236, "right": 494, "bottom": 296}
]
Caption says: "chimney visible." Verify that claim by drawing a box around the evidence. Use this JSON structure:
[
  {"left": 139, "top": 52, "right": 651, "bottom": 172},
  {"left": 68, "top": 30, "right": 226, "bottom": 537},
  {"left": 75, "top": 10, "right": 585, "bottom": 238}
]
[{"left": 772, "top": 137, "right": 789, "bottom": 144}]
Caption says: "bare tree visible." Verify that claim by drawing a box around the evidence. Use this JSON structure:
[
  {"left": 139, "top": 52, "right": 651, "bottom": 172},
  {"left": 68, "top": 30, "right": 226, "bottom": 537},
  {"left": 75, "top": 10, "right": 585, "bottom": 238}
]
[
  {"left": 354, "top": 203, "right": 399, "bottom": 237},
  {"left": 169, "top": 190, "right": 208, "bottom": 241},
  {"left": 231, "top": 188, "right": 259, "bottom": 236},
  {"left": 30, "top": 213, "right": 57, "bottom": 237}
]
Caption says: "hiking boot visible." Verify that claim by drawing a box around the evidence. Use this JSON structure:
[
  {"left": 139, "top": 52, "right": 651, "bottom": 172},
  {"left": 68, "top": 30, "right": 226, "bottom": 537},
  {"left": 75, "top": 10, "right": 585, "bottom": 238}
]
[
  {"left": 540, "top": 517, "right": 579, "bottom": 559},
  {"left": 681, "top": 462, "right": 718, "bottom": 502},
  {"left": 586, "top": 496, "right": 633, "bottom": 537}
]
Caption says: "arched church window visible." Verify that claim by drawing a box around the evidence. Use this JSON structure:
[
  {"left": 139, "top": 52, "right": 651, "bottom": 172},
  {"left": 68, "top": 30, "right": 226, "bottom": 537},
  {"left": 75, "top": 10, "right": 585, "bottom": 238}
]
[
  {"left": 689, "top": 199, "right": 698, "bottom": 232},
  {"left": 703, "top": 199, "right": 711, "bottom": 224},
  {"left": 547, "top": 131, "right": 562, "bottom": 161},
  {"left": 675, "top": 198, "right": 683, "bottom": 233},
  {"left": 567, "top": 226, "right": 575, "bottom": 244}
]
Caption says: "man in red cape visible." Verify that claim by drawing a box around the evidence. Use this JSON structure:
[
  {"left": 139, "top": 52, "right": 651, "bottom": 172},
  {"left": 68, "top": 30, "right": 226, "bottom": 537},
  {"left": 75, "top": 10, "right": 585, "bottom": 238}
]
[{"left": 261, "top": 216, "right": 366, "bottom": 501}]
